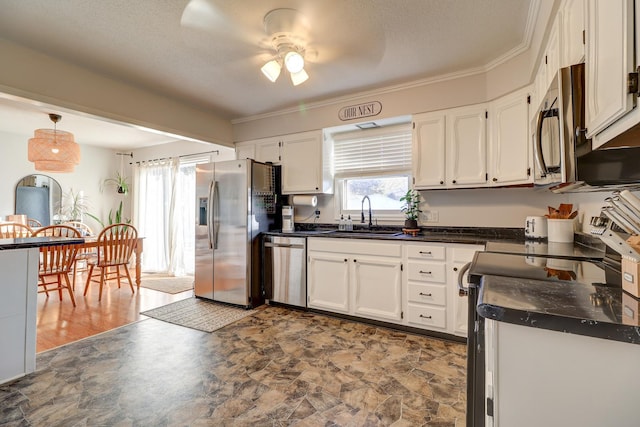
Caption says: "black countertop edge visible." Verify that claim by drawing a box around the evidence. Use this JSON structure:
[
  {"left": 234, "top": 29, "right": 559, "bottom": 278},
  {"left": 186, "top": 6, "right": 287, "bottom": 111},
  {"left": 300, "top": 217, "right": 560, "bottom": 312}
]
[
  {"left": 0, "top": 237, "right": 85, "bottom": 250},
  {"left": 293, "top": 223, "right": 525, "bottom": 239},
  {"left": 477, "top": 302, "right": 640, "bottom": 345}
]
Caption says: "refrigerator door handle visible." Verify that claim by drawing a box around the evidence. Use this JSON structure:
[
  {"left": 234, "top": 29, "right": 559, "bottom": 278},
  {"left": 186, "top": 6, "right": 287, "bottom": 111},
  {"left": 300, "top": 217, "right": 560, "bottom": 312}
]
[
  {"left": 207, "top": 181, "right": 214, "bottom": 249},
  {"left": 212, "top": 180, "right": 220, "bottom": 250}
]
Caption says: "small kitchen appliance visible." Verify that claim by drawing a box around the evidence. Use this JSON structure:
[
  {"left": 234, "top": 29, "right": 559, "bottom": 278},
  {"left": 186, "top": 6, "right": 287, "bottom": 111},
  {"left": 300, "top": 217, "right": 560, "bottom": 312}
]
[
  {"left": 524, "top": 216, "right": 547, "bottom": 239},
  {"left": 282, "top": 205, "right": 294, "bottom": 233}
]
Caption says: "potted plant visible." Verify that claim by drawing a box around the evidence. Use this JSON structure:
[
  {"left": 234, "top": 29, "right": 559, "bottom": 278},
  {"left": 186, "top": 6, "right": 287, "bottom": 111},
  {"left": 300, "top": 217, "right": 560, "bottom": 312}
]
[
  {"left": 61, "top": 188, "right": 89, "bottom": 222},
  {"left": 104, "top": 171, "right": 129, "bottom": 195},
  {"left": 400, "top": 189, "right": 422, "bottom": 229},
  {"left": 87, "top": 200, "right": 131, "bottom": 228}
]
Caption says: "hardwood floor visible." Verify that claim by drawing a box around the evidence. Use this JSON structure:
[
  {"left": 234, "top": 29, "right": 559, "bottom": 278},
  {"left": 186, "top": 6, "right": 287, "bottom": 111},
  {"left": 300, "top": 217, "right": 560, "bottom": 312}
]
[{"left": 36, "top": 271, "right": 192, "bottom": 353}]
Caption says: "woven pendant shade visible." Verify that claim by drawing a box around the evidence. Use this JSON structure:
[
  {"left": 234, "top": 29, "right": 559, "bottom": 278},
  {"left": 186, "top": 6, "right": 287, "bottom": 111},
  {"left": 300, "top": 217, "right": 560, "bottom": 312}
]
[{"left": 27, "top": 115, "right": 80, "bottom": 173}]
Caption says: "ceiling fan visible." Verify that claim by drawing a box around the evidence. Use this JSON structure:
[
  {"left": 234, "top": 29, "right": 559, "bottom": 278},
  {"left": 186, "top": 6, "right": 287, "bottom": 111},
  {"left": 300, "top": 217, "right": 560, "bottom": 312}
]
[{"left": 179, "top": 0, "right": 386, "bottom": 85}]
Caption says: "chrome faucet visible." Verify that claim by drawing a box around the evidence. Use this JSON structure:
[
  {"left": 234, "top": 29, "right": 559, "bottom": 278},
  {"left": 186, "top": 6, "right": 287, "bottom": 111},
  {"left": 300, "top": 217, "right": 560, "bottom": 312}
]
[{"left": 361, "top": 195, "right": 372, "bottom": 228}]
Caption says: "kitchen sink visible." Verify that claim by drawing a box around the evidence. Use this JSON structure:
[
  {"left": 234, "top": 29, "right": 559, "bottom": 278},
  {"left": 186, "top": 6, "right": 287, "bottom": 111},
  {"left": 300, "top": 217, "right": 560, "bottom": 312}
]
[{"left": 327, "top": 230, "right": 405, "bottom": 238}]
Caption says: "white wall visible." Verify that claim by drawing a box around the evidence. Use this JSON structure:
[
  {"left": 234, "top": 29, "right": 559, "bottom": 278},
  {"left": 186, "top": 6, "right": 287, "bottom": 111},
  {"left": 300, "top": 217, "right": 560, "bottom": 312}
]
[{"left": 0, "top": 130, "right": 120, "bottom": 232}]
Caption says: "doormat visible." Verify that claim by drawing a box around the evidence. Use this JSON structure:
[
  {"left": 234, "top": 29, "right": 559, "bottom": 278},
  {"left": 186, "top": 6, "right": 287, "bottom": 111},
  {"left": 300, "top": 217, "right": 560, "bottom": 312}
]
[
  {"left": 141, "top": 297, "right": 255, "bottom": 332},
  {"left": 139, "top": 274, "right": 194, "bottom": 294}
]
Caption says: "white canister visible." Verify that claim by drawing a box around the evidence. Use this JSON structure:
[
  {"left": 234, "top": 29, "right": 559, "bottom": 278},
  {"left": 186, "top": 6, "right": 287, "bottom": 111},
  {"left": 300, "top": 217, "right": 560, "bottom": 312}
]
[
  {"left": 525, "top": 216, "right": 548, "bottom": 239},
  {"left": 547, "top": 218, "right": 575, "bottom": 243}
]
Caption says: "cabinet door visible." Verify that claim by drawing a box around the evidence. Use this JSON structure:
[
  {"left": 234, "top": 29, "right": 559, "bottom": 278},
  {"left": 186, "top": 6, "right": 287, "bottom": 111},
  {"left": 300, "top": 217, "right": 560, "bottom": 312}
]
[
  {"left": 446, "top": 105, "right": 487, "bottom": 187},
  {"left": 488, "top": 88, "right": 531, "bottom": 186},
  {"left": 586, "top": 0, "right": 635, "bottom": 138},
  {"left": 281, "top": 131, "right": 323, "bottom": 194},
  {"left": 561, "top": 0, "right": 586, "bottom": 67},
  {"left": 352, "top": 257, "right": 402, "bottom": 322},
  {"left": 412, "top": 112, "right": 446, "bottom": 188},
  {"left": 255, "top": 138, "right": 281, "bottom": 164},
  {"left": 235, "top": 143, "right": 255, "bottom": 160},
  {"left": 307, "top": 252, "right": 350, "bottom": 313},
  {"left": 545, "top": 21, "right": 560, "bottom": 89},
  {"left": 448, "top": 244, "right": 483, "bottom": 337}
]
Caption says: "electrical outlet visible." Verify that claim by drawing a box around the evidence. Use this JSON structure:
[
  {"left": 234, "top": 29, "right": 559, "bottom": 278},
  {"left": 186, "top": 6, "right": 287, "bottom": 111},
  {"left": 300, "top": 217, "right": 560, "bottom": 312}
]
[
  {"left": 424, "top": 210, "right": 439, "bottom": 223},
  {"left": 315, "top": 209, "right": 320, "bottom": 218}
]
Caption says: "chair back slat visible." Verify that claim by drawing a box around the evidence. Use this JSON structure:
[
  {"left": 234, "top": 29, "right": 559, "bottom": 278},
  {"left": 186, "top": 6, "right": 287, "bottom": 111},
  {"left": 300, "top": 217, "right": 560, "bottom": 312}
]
[
  {"left": 0, "top": 222, "right": 33, "bottom": 238},
  {"left": 32, "top": 226, "right": 81, "bottom": 275},
  {"left": 97, "top": 224, "right": 138, "bottom": 267}
]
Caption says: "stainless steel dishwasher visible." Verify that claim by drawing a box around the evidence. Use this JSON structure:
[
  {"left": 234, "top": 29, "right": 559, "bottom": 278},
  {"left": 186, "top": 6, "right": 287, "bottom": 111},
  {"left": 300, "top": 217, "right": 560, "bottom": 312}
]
[{"left": 263, "top": 235, "right": 307, "bottom": 307}]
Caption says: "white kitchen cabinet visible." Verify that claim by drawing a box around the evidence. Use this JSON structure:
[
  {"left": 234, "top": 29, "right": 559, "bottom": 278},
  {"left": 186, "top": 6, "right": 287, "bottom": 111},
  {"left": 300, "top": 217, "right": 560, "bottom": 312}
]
[
  {"left": 560, "top": 0, "right": 585, "bottom": 68},
  {"left": 412, "top": 104, "right": 487, "bottom": 190},
  {"left": 307, "top": 252, "right": 350, "bottom": 314},
  {"left": 544, "top": 20, "right": 561, "bottom": 90},
  {"left": 307, "top": 238, "right": 402, "bottom": 323},
  {"left": 281, "top": 130, "right": 332, "bottom": 194},
  {"left": 585, "top": 0, "right": 635, "bottom": 141},
  {"left": 448, "top": 244, "right": 483, "bottom": 336},
  {"left": 446, "top": 104, "right": 488, "bottom": 188},
  {"left": 256, "top": 137, "right": 281, "bottom": 164},
  {"left": 404, "top": 242, "right": 483, "bottom": 336},
  {"left": 235, "top": 142, "right": 255, "bottom": 160},
  {"left": 487, "top": 87, "right": 531, "bottom": 187},
  {"left": 412, "top": 111, "right": 446, "bottom": 188}
]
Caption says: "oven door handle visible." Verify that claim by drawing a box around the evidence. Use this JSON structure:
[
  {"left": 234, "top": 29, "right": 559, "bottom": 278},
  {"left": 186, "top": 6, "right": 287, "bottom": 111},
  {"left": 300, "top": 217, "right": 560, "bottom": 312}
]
[{"left": 457, "top": 261, "right": 472, "bottom": 297}]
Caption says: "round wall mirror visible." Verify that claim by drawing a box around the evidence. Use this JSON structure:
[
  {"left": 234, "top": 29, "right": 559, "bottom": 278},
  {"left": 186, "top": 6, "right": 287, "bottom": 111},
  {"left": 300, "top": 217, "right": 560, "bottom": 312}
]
[{"left": 15, "top": 174, "right": 62, "bottom": 226}]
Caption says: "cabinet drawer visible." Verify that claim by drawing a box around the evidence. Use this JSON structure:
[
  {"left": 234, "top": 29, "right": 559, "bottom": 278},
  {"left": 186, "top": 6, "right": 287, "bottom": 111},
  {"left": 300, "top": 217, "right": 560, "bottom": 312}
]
[
  {"left": 407, "top": 283, "right": 446, "bottom": 306},
  {"left": 406, "top": 244, "right": 445, "bottom": 260},
  {"left": 407, "top": 303, "right": 446, "bottom": 329},
  {"left": 407, "top": 262, "right": 446, "bottom": 283}
]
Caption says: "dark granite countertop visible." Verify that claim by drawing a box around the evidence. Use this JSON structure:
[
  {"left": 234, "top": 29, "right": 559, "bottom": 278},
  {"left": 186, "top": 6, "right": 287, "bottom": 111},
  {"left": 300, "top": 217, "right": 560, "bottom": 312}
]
[
  {"left": 471, "top": 251, "right": 640, "bottom": 345},
  {"left": 263, "top": 224, "right": 524, "bottom": 245},
  {"left": 0, "top": 236, "right": 85, "bottom": 250}
]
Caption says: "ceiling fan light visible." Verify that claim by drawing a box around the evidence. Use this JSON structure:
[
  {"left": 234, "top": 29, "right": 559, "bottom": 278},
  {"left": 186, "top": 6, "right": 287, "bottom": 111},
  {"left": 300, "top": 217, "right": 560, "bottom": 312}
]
[
  {"left": 290, "top": 68, "right": 309, "bottom": 86},
  {"left": 261, "top": 60, "right": 281, "bottom": 82},
  {"left": 284, "top": 51, "right": 304, "bottom": 73}
]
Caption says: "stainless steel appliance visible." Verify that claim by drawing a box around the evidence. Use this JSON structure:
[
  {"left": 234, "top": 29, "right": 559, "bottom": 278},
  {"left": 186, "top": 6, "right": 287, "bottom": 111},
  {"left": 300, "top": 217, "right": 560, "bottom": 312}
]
[
  {"left": 534, "top": 62, "right": 640, "bottom": 192},
  {"left": 263, "top": 235, "right": 306, "bottom": 307},
  {"left": 195, "top": 159, "right": 279, "bottom": 308}
]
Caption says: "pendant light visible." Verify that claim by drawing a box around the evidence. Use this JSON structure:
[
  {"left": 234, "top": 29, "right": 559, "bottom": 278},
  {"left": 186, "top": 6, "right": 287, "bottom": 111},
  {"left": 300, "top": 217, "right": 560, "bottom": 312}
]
[{"left": 28, "top": 113, "right": 81, "bottom": 173}]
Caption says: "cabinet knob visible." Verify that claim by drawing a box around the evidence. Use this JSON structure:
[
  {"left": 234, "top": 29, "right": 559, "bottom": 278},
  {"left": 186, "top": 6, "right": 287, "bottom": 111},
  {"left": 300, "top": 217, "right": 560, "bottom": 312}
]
[
  {"left": 353, "top": 259, "right": 357, "bottom": 263},
  {"left": 419, "top": 314, "right": 433, "bottom": 319},
  {"left": 419, "top": 270, "right": 432, "bottom": 275},
  {"left": 492, "top": 177, "right": 498, "bottom": 182},
  {"left": 453, "top": 267, "right": 458, "bottom": 272},
  {"left": 315, "top": 187, "right": 319, "bottom": 190},
  {"left": 452, "top": 180, "right": 457, "bottom": 184},
  {"left": 419, "top": 292, "right": 432, "bottom": 297},
  {"left": 344, "top": 259, "right": 348, "bottom": 262},
  {"left": 419, "top": 251, "right": 432, "bottom": 255},
  {"left": 440, "top": 180, "right": 444, "bottom": 185}
]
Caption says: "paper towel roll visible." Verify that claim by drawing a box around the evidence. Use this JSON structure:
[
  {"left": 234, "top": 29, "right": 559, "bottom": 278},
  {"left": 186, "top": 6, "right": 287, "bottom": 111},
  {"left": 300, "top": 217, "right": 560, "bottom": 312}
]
[{"left": 292, "top": 195, "right": 318, "bottom": 207}]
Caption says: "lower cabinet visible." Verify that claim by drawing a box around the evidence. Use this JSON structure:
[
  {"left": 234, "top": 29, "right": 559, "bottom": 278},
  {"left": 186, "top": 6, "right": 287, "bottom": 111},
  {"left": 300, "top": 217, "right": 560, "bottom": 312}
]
[
  {"left": 307, "top": 237, "right": 484, "bottom": 337},
  {"left": 307, "top": 238, "right": 403, "bottom": 324}
]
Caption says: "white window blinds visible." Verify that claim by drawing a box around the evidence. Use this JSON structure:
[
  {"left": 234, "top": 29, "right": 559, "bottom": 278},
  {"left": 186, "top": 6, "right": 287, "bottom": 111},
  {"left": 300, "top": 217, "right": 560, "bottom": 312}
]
[{"left": 332, "top": 123, "right": 412, "bottom": 176}]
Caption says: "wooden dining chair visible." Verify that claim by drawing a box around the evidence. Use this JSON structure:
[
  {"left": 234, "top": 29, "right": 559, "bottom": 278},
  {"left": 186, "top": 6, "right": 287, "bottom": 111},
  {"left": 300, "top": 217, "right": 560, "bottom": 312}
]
[
  {"left": 27, "top": 218, "right": 42, "bottom": 228},
  {"left": 0, "top": 222, "right": 33, "bottom": 238},
  {"left": 84, "top": 223, "right": 138, "bottom": 301},
  {"left": 64, "top": 221, "right": 95, "bottom": 289},
  {"left": 31, "top": 225, "right": 81, "bottom": 307}
]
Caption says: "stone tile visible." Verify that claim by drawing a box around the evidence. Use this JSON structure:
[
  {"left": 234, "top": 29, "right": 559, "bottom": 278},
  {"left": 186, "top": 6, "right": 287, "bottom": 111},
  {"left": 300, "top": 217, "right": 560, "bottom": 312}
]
[{"left": 0, "top": 306, "right": 466, "bottom": 426}]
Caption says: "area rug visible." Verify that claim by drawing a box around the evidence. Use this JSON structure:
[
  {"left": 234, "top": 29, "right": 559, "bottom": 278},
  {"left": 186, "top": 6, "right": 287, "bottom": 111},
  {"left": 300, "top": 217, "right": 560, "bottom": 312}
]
[
  {"left": 140, "top": 298, "right": 256, "bottom": 332},
  {"left": 139, "top": 274, "right": 194, "bottom": 294}
]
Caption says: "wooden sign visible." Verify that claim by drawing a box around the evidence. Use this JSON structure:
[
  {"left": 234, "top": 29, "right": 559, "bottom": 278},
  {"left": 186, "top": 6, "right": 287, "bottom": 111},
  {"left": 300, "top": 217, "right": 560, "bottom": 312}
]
[{"left": 338, "top": 101, "right": 382, "bottom": 121}]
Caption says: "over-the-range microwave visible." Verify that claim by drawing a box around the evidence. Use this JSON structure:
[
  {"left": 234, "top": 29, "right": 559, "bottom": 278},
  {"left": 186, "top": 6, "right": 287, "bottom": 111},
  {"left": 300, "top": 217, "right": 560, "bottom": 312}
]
[{"left": 534, "top": 63, "right": 640, "bottom": 193}]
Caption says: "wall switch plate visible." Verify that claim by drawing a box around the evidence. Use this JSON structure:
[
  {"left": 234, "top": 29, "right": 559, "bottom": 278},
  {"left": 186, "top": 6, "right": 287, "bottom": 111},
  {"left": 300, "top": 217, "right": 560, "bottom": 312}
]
[{"left": 424, "top": 210, "right": 439, "bottom": 223}]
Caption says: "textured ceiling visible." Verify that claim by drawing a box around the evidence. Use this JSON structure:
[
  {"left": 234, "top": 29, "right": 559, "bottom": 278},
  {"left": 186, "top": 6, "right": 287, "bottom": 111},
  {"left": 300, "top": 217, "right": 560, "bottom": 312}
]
[{"left": 0, "top": 0, "right": 534, "bottom": 148}]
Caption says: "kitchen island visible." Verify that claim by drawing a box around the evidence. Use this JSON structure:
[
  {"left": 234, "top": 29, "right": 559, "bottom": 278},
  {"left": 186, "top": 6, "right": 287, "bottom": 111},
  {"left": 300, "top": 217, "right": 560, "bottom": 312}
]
[{"left": 0, "top": 236, "right": 84, "bottom": 385}]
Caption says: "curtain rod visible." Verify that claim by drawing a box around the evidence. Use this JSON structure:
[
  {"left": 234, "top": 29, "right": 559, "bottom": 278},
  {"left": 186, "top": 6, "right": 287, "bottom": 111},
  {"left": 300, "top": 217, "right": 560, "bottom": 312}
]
[{"left": 129, "top": 150, "right": 220, "bottom": 165}]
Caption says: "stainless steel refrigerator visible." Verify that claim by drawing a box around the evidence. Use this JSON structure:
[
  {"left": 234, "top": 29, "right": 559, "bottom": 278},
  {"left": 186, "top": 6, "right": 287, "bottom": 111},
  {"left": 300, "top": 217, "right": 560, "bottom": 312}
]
[{"left": 194, "top": 159, "right": 279, "bottom": 308}]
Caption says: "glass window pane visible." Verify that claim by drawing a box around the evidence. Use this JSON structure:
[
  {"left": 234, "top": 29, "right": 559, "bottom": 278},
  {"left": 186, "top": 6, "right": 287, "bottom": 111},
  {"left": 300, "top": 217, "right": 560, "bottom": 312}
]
[{"left": 344, "top": 176, "right": 408, "bottom": 211}]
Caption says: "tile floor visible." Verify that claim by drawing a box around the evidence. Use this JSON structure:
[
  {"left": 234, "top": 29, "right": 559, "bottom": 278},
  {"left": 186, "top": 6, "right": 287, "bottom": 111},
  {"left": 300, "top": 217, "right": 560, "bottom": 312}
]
[{"left": 0, "top": 306, "right": 467, "bottom": 426}]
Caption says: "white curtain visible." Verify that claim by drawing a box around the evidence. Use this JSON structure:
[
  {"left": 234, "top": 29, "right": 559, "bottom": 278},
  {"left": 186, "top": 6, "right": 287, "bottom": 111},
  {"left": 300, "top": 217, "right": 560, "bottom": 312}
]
[
  {"left": 133, "top": 158, "right": 201, "bottom": 276},
  {"left": 134, "top": 159, "right": 175, "bottom": 273}
]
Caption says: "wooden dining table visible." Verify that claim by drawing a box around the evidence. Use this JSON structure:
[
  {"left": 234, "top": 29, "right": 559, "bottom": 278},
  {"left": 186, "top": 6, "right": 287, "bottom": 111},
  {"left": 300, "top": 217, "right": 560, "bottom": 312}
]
[{"left": 80, "top": 237, "right": 144, "bottom": 287}]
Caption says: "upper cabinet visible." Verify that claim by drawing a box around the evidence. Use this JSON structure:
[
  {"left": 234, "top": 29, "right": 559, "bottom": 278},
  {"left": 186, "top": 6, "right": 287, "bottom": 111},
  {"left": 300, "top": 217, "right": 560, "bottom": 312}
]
[
  {"left": 487, "top": 87, "right": 531, "bottom": 186},
  {"left": 235, "top": 130, "right": 333, "bottom": 194},
  {"left": 560, "top": 0, "right": 586, "bottom": 68},
  {"left": 585, "top": 0, "right": 636, "bottom": 145},
  {"left": 413, "top": 87, "right": 531, "bottom": 190}
]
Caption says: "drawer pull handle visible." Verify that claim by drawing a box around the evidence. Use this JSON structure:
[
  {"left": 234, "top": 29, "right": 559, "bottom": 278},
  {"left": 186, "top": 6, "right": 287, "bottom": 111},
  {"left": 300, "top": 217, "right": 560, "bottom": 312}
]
[
  {"left": 419, "top": 314, "right": 433, "bottom": 319},
  {"left": 419, "top": 292, "right": 432, "bottom": 297},
  {"left": 419, "top": 251, "right": 432, "bottom": 255},
  {"left": 419, "top": 270, "right": 432, "bottom": 275}
]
